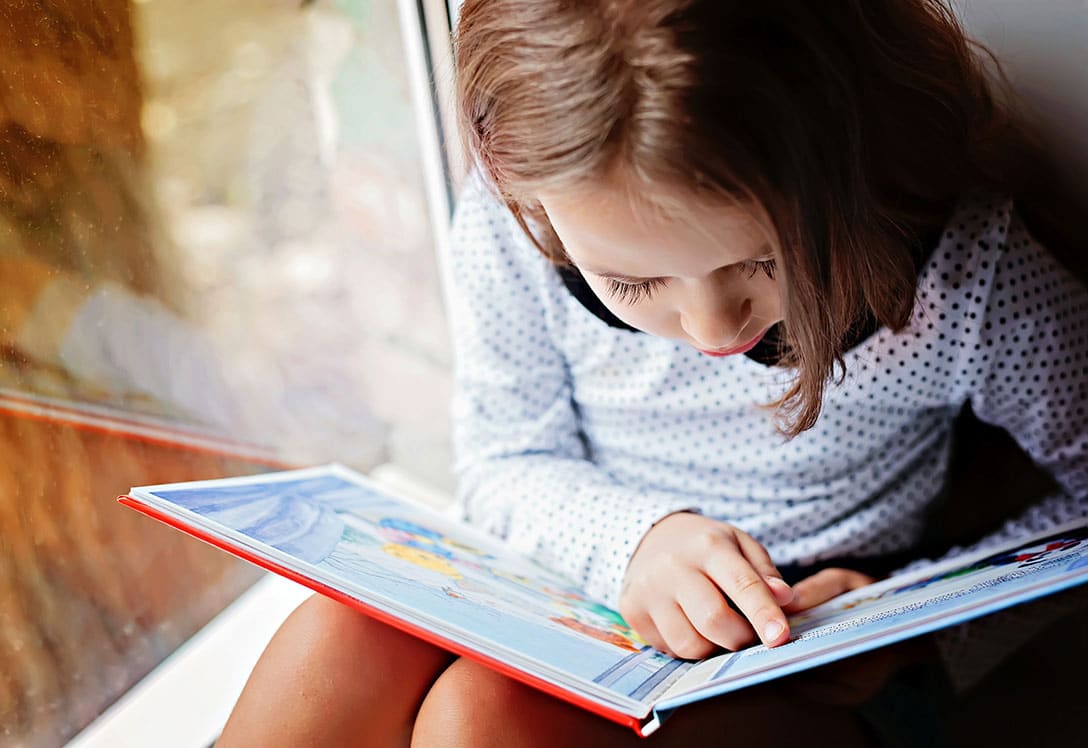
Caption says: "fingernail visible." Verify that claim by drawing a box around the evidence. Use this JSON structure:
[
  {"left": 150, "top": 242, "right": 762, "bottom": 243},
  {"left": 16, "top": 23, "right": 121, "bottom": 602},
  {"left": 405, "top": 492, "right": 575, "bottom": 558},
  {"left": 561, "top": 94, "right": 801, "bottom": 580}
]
[{"left": 763, "top": 621, "right": 784, "bottom": 643}]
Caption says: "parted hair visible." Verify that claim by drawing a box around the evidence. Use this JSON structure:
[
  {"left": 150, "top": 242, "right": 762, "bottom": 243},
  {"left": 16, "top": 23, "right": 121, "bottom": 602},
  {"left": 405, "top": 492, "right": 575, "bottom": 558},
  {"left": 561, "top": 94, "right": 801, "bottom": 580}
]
[{"left": 455, "top": 0, "right": 1082, "bottom": 436}]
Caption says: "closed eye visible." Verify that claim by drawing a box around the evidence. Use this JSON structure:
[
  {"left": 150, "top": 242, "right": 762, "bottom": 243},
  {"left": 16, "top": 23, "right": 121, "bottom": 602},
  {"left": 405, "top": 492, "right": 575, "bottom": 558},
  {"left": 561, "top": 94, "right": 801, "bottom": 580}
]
[
  {"left": 599, "top": 255, "right": 774, "bottom": 304},
  {"left": 742, "top": 258, "right": 777, "bottom": 280},
  {"left": 603, "top": 277, "right": 669, "bottom": 304}
]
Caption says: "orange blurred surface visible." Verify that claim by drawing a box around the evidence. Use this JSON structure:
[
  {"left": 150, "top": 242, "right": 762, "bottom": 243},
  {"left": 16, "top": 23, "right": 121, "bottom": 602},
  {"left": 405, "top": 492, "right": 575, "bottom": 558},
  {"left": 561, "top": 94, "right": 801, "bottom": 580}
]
[{"left": 0, "top": 409, "right": 266, "bottom": 746}]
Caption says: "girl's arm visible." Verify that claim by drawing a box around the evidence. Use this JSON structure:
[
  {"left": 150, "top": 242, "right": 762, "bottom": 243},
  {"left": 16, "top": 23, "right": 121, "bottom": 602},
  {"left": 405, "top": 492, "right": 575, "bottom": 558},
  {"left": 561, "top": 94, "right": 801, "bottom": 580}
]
[
  {"left": 447, "top": 172, "right": 702, "bottom": 609},
  {"left": 448, "top": 175, "right": 836, "bottom": 655},
  {"left": 955, "top": 204, "right": 1087, "bottom": 546},
  {"left": 907, "top": 200, "right": 1088, "bottom": 691},
  {"left": 447, "top": 175, "right": 796, "bottom": 653}
]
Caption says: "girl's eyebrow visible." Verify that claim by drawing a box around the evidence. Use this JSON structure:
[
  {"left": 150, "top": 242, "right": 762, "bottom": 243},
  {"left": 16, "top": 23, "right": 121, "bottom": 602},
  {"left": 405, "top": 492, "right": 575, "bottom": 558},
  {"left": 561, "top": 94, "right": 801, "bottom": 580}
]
[{"left": 581, "top": 267, "right": 664, "bottom": 282}]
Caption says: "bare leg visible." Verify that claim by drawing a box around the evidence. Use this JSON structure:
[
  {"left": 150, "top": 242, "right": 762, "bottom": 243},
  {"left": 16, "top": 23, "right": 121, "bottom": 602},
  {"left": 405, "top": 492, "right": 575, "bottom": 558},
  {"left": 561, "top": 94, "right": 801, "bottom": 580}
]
[
  {"left": 217, "top": 594, "right": 454, "bottom": 748},
  {"left": 411, "top": 656, "right": 875, "bottom": 748}
]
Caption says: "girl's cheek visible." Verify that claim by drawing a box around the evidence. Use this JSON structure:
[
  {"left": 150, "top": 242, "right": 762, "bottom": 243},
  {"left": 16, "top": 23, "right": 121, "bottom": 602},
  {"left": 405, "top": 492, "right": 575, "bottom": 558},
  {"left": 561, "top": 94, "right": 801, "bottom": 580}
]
[
  {"left": 585, "top": 281, "right": 664, "bottom": 335},
  {"left": 614, "top": 303, "right": 677, "bottom": 338},
  {"left": 757, "top": 278, "right": 785, "bottom": 323}
]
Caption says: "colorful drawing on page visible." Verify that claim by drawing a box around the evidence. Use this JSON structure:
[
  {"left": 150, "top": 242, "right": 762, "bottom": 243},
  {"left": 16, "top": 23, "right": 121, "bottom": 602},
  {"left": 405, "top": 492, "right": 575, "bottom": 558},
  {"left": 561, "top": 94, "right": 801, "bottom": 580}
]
[
  {"left": 151, "top": 471, "right": 666, "bottom": 684},
  {"left": 787, "top": 526, "right": 1088, "bottom": 630},
  {"left": 550, "top": 615, "right": 646, "bottom": 652},
  {"left": 885, "top": 528, "right": 1087, "bottom": 597}
]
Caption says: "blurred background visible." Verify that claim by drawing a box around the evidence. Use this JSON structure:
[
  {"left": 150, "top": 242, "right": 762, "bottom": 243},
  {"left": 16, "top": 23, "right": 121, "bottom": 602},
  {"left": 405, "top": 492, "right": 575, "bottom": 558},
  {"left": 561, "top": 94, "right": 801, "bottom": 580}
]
[{"left": 0, "top": 1, "right": 457, "bottom": 744}]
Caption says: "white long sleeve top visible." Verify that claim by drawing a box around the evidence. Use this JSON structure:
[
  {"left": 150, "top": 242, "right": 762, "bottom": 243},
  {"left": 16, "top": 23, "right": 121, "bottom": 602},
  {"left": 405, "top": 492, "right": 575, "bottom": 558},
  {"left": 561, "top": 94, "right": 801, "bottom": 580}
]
[{"left": 447, "top": 172, "right": 1088, "bottom": 610}]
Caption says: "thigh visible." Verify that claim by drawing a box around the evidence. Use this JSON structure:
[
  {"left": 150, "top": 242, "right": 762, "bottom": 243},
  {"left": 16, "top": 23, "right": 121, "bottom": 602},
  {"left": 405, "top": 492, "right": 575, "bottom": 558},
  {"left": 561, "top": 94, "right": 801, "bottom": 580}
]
[
  {"left": 412, "top": 656, "right": 876, "bottom": 748},
  {"left": 219, "top": 594, "right": 456, "bottom": 748}
]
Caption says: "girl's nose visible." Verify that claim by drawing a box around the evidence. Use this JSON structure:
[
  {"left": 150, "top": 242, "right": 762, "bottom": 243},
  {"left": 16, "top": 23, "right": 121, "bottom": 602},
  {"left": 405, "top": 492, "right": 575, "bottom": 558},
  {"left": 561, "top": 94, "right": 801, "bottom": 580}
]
[{"left": 680, "top": 287, "right": 753, "bottom": 350}]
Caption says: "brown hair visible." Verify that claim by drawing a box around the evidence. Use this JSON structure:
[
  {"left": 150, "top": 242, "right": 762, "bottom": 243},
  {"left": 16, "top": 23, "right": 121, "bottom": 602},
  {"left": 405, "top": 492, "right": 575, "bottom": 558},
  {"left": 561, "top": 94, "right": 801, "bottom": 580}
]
[{"left": 455, "top": 0, "right": 1082, "bottom": 436}]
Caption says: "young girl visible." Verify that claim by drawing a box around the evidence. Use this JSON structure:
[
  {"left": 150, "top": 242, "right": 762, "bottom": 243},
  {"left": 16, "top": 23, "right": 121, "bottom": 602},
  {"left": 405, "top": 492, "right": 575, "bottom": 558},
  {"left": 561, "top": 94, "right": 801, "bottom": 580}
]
[{"left": 218, "top": 1, "right": 1087, "bottom": 745}]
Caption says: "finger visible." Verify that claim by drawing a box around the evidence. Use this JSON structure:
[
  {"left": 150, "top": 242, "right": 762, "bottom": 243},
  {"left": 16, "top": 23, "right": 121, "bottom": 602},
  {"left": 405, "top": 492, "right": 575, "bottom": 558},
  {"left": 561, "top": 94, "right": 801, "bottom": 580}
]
[
  {"left": 734, "top": 531, "right": 795, "bottom": 606},
  {"left": 651, "top": 602, "right": 718, "bottom": 660},
  {"left": 621, "top": 606, "right": 668, "bottom": 655},
  {"left": 705, "top": 551, "right": 790, "bottom": 647},
  {"left": 783, "top": 568, "right": 876, "bottom": 614},
  {"left": 787, "top": 567, "right": 874, "bottom": 611},
  {"left": 676, "top": 573, "right": 755, "bottom": 652}
]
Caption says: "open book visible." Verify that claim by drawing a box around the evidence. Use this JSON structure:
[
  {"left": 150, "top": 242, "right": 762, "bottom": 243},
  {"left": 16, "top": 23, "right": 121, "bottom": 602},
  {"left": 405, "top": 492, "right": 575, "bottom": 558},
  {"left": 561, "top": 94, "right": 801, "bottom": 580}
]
[{"left": 119, "top": 464, "right": 1088, "bottom": 737}]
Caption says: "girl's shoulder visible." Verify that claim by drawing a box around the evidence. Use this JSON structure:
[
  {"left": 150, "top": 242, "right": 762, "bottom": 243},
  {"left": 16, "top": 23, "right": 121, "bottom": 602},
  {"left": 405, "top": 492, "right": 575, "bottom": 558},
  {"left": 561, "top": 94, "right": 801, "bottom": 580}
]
[
  {"left": 446, "top": 171, "right": 578, "bottom": 340},
  {"left": 907, "top": 189, "right": 1085, "bottom": 385},
  {"left": 931, "top": 191, "right": 1015, "bottom": 268},
  {"left": 921, "top": 189, "right": 1075, "bottom": 304},
  {"left": 916, "top": 191, "right": 1021, "bottom": 310},
  {"left": 449, "top": 170, "right": 557, "bottom": 276}
]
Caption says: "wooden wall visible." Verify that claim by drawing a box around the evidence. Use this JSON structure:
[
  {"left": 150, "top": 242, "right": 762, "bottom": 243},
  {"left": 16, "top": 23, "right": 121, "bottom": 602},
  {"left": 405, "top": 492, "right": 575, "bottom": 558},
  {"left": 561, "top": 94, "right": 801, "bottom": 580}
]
[
  {"left": 0, "top": 3, "right": 265, "bottom": 745},
  {"left": 0, "top": 413, "right": 264, "bottom": 746}
]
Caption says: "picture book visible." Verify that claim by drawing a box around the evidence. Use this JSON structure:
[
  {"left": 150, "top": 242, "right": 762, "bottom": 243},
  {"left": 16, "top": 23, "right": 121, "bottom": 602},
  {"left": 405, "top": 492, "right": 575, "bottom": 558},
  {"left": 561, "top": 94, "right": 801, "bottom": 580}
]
[{"left": 119, "top": 464, "right": 1088, "bottom": 737}]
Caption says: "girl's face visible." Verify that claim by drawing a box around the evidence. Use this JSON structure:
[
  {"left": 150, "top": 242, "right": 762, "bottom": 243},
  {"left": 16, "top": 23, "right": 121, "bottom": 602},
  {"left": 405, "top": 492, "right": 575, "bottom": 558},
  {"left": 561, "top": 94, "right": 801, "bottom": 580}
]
[{"left": 539, "top": 180, "right": 784, "bottom": 356}]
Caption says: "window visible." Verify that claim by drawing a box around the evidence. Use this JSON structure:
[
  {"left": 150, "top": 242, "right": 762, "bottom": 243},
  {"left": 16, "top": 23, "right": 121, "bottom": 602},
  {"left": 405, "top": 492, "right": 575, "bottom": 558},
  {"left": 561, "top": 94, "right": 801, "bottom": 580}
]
[{"left": 0, "top": 1, "right": 452, "bottom": 744}]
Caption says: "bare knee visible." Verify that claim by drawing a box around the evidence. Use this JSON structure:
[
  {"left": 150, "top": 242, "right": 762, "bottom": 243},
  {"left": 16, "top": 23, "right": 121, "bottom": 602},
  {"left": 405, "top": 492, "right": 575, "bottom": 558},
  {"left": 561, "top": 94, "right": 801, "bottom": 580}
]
[
  {"left": 219, "top": 594, "right": 452, "bottom": 748},
  {"left": 412, "top": 658, "right": 635, "bottom": 748},
  {"left": 278, "top": 594, "right": 453, "bottom": 703},
  {"left": 412, "top": 657, "right": 512, "bottom": 746},
  {"left": 286, "top": 593, "right": 399, "bottom": 661}
]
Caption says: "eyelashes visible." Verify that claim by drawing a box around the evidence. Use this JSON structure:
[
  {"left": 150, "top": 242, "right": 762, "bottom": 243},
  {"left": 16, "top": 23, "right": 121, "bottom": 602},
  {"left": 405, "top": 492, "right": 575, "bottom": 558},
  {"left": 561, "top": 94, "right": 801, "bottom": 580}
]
[
  {"left": 602, "top": 258, "right": 777, "bottom": 304},
  {"left": 603, "top": 277, "right": 669, "bottom": 304},
  {"left": 743, "top": 258, "right": 777, "bottom": 280}
]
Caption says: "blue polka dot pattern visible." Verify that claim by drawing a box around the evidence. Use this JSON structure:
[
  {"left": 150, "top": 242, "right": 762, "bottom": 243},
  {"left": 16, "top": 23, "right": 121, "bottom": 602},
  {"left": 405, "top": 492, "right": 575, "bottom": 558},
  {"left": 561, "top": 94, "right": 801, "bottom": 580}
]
[{"left": 446, "top": 172, "right": 1088, "bottom": 609}]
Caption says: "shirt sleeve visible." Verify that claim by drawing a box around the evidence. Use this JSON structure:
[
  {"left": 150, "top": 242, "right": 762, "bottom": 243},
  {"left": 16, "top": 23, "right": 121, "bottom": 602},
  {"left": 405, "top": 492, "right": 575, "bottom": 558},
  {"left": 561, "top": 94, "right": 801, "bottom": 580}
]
[
  {"left": 957, "top": 206, "right": 1088, "bottom": 546},
  {"left": 908, "top": 205, "right": 1088, "bottom": 692},
  {"left": 446, "top": 173, "right": 698, "bottom": 607}
]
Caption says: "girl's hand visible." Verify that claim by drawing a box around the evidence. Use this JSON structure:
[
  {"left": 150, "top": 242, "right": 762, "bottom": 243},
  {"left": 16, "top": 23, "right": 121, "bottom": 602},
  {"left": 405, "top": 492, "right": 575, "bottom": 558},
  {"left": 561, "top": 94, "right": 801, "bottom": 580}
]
[
  {"left": 782, "top": 567, "right": 876, "bottom": 614},
  {"left": 619, "top": 513, "right": 795, "bottom": 659},
  {"left": 778, "top": 567, "right": 932, "bottom": 707}
]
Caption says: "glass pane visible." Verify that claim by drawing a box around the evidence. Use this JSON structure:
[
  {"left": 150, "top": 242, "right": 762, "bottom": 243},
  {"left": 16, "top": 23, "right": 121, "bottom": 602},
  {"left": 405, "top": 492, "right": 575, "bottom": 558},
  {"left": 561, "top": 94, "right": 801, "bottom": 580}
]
[{"left": 0, "top": 1, "right": 450, "bottom": 744}]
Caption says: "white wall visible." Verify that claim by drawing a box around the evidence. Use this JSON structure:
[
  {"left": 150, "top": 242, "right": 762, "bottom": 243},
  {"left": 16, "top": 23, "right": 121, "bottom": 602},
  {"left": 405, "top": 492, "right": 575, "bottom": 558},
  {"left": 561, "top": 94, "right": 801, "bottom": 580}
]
[{"left": 953, "top": 1, "right": 1087, "bottom": 199}]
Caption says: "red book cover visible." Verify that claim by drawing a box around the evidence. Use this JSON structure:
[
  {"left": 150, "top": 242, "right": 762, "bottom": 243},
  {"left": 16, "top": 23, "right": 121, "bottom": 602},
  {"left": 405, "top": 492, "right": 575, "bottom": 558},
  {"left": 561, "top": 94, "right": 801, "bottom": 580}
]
[{"left": 120, "top": 465, "right": 667, "bottom": 736}]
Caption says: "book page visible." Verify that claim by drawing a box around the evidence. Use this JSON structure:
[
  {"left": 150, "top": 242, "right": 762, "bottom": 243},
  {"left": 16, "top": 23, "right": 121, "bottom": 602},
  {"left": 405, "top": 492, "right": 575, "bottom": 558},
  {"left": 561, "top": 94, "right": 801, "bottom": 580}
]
[{"left": 128, "top": 465, "right": 693, "bottom": 716}]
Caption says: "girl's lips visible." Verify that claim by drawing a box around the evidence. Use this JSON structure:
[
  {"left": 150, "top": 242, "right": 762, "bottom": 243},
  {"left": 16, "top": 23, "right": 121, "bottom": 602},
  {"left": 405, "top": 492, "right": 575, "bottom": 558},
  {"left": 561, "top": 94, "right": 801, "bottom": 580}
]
[{"left": 697, "top": 328, "right": 769, "bottom": 357}]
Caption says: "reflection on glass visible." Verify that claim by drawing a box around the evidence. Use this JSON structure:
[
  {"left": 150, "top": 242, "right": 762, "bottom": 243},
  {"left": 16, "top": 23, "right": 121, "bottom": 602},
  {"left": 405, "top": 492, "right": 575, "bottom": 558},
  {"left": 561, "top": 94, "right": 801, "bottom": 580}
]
[{"left": 0, "top": 1, "right": 448, "bottom": 744}]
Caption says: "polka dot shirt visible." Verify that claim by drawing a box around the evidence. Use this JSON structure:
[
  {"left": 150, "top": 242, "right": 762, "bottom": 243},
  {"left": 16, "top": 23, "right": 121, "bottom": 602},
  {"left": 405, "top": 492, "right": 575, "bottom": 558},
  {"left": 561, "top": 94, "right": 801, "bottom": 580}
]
[{"left": 447, "top": 172, "right": 1088, "bottom": 609}]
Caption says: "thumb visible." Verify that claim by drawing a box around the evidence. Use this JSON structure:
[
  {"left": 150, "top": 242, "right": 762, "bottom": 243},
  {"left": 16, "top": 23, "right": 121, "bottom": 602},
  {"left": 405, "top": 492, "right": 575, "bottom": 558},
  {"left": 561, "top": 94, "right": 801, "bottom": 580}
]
[{"left": 783, "top": 568, "right": 875, "bottom": 614}]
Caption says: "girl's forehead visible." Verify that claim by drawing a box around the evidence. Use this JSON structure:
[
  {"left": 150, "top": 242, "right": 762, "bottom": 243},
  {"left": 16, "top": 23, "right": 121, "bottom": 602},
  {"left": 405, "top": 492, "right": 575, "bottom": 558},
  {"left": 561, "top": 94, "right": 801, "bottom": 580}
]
[{"left": 538, "top": 182, "right": 772, "bottom": 278}]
